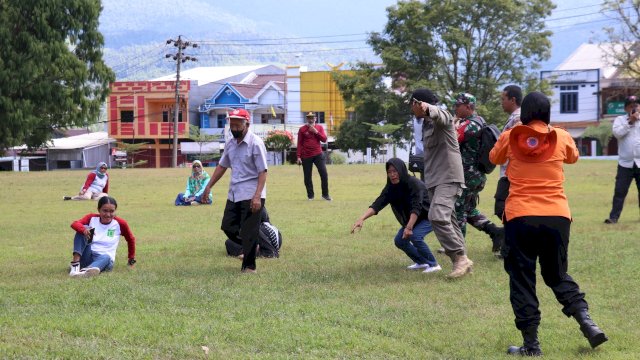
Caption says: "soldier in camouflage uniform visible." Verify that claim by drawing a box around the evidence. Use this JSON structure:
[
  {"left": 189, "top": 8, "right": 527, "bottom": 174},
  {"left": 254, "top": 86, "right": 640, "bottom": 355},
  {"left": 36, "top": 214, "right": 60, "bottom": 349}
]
[{"left": 452, "top": 93, "right": 504, "bottom": 256}]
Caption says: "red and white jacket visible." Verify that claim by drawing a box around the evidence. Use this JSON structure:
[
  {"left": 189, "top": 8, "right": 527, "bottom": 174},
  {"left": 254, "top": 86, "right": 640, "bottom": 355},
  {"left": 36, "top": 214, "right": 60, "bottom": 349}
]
[
  {"left": 71, "top": 214, "right": 135, "bottom": 261},
  {"left": 82, "top": 172, "right": 109, "bottom": 193}
]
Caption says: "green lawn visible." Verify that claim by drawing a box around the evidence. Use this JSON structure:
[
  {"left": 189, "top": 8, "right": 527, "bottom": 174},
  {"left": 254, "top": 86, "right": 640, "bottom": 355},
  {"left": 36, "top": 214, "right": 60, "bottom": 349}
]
[{"left": 0, "top": 161, "right": 638, "bottom": 359}]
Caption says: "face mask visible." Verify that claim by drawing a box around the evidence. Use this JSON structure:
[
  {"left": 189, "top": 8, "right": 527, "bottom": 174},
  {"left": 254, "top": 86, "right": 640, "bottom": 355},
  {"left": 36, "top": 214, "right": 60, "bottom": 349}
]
[{"left": 231, "top": 129, "right": 244, "bottom": 139}]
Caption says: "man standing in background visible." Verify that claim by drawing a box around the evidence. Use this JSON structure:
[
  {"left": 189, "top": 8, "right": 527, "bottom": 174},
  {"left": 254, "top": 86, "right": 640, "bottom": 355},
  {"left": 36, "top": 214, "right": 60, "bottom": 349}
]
[
  {"left": 492, "top": 85, "right": 522, "bottom": 257},
  {"left": 297, "top": 112, "right": 331, "bottom": 201},
  {"left": 604, "top": 95, "right": 640, "bottom": 224}
]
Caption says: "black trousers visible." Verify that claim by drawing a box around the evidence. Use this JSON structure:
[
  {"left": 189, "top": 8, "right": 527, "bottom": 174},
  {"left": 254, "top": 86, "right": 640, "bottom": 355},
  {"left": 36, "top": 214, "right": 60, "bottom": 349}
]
[
  {"left": 494, "top": 176, "right": 510, "bottom": 220},
  {"left": 503, "top": 216, "right": 587, "bottom": 330},
  {"left": 221, "top": 198, "right": 265, "bottom": 271},
  {"left": 302, "top": 153, "right": 329, "bottom": 199},
  {"left": 608, "top": 163, "right": 640, "bottom": 221}
]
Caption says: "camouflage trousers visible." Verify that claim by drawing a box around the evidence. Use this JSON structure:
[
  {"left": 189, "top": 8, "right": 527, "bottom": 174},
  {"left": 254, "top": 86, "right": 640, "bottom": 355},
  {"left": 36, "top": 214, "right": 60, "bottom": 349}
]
[{"left": 455, "top": 174, "right": 488, "bottom": 236}]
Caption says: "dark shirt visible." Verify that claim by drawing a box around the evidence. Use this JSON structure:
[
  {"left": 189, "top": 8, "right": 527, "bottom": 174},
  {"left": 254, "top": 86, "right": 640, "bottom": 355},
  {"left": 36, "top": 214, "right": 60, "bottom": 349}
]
[{"left": 369, "top": 158, "right": 431, "bottom": 227}]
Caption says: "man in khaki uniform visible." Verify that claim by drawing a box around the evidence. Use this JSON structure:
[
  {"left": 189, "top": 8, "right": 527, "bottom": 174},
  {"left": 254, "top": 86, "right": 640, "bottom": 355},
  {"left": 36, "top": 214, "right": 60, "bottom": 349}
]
[{"left": 411, "top": 88, "right": 473, "bottom": 278}]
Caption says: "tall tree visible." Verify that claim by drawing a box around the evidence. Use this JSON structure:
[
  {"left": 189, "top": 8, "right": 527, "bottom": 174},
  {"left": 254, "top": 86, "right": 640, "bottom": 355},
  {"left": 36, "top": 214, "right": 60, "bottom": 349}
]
[
  {"left": 333, "top": 64, "right": 409, "bottom": 155},
  {"left": 0, "top": 0, "right": 115, "bottom": 150},
  {"left": 602, "top": 0, "right": 640, "bottom": 79},
  {"left": 336, "top": 0, "right": 553, "bottom": 140},
  {"left": 370, "top": 0, "right": 553, "bottom": 106}
]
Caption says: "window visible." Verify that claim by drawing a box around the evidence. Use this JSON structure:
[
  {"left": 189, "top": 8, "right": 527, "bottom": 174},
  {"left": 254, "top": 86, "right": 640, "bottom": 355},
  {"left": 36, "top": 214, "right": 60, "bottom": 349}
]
[
  {"left": 560, "top": 85, "right": 578, "bottom": 113},
  {"left": 162, "top": 110, "right": 182, "bottom": 122},
  {"left": 120, "top": 110, "right": 134, "bottom": 123},
  {"left": 217, "top": 114, "right": 226, "bottom": 128}
]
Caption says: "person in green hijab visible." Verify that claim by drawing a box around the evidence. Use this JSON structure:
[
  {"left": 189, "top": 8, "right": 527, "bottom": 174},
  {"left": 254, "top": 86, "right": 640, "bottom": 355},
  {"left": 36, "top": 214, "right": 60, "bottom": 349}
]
[{"left": 175, "top": 160, "right": 213, "bottom": 206}]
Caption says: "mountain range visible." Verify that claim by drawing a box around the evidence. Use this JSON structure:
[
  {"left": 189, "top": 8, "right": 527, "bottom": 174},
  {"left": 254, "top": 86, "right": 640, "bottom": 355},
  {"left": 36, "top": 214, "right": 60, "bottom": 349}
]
[{"left": 100, "top": 0, "right": 379, "bottom": 80}]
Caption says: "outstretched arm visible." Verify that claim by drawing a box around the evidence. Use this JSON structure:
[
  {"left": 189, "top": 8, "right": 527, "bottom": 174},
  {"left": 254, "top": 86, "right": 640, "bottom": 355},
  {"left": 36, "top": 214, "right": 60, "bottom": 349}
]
[{"left": 351, "top": 208, "right": 377, "bottom": 234}]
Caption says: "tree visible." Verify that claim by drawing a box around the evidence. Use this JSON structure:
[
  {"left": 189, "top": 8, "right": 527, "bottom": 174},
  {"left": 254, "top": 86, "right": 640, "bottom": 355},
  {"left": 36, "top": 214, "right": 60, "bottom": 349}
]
[
  {"left": 363, "top": 0, "right": 553, "bottom": 124},
  {"left": 582, "top": 121, "right": 614, "bottom": 155},
  {"left": 263, "top": 129, "right": 293, "bottom": 165},
  {"left": 0, "top": 1, "right": 115, "bottom": 150},
  {"left": 188, "top": 125, "right": 221, "bottom": 162},
  {"left": 115, "top": 142, "right": 148, "bottom": 168},
  {"left": 333, "top": 64, "right": 409, "bottom": 155},
  {"left": 602, "top": 1, "right": 640, "bottom": 79}
]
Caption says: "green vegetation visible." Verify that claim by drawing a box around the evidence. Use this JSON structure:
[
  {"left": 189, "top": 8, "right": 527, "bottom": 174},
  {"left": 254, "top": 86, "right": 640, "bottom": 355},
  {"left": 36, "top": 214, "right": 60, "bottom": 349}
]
[
  {"left": 0, "top": 1, "right": 114, "bottom": 149},
  {"left": 0, "top": 161, "right": 637, "bottom": 359}
]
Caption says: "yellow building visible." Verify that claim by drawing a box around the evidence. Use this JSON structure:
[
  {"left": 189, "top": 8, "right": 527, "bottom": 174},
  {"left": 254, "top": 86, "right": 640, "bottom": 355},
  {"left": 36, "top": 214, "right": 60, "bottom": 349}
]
[{"left": 297, "top": 66, "right": 352, "bottom": 135}]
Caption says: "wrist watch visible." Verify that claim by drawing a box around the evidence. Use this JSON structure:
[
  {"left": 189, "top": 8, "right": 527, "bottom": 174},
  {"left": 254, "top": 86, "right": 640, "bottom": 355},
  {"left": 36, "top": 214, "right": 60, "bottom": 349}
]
[{"left": 128, "top": 258, "right": 136, "bottom": 265}]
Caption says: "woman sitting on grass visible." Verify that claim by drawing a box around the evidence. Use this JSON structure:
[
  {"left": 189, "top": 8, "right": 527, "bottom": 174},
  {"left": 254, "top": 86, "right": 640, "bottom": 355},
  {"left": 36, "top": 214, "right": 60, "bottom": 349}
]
[
  {"left": 63, "top": 162, "right": 110, "bottom": 201},
  {"left": 351, "top": 158, "right": 441, "bottom": 273},
  {"left": 68, "top": 196, "right": 136, "bottom": 277},
  {"left": 175, "top": 160, "right": 212, "bottom": 206}
]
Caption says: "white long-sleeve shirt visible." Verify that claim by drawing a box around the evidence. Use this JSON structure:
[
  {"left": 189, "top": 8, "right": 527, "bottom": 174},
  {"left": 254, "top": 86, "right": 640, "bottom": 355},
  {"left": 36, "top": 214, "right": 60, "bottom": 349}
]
[{"left": 612, "top": 114, "right": 640, "bottom": 168}]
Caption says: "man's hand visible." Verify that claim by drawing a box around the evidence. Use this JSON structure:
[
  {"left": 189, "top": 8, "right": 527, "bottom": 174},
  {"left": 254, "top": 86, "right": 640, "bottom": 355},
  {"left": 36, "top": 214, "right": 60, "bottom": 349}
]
[
  {"left": 297, "top": 157, "right": 302, "bottom": 165},
  {"left": 351, "top": 219, "right": 364, "bottom": 234},
  {"left": 411, "top": 100, "right": 429, "bottom": 118},
  {"left": 402, "top": 227, "right": 413, "bottom": 240},
  {"left": 201, "top": 187, "right": 212, "bottom": 204},
  {"left": 250, "top": 195, "right": 262, "bottom": 213},
  {"left": 309, "top": 125, "right": 318, "bottom": 134},
  {"left": 630, "top": 108, "right": 639, "bottom": 124}
]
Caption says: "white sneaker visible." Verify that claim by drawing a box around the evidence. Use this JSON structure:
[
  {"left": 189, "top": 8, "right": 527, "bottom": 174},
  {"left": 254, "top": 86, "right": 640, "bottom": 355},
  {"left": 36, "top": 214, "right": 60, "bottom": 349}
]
[
  {"left": 69, "top": 262, "right": 80, "bottom": 276},
  {"left": 423, "top": 264, "right": 442, "bottom": 273},
  {"left": 407, "top": 263, "right": 429, "bottom": 270},
  {"left": 74, "top": 267, "right": 101, "bottom": 278}
]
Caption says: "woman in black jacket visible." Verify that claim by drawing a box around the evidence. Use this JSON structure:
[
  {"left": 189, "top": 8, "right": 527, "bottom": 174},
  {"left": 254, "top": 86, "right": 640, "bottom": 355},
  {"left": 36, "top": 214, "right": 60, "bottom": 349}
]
[{"left": 351, "top": 158, "right": 441, "bottom": 273}]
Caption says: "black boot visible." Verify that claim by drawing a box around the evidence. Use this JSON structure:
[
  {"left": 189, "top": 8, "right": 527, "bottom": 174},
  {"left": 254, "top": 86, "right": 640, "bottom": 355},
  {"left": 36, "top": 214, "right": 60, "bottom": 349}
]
[
  {"left": 507, "top": 327, "right": 542, "bottom": 356},
  {"left": 481, "top": 222, "right": 504, "bottom": 259},
  {"left": 574, "top": 309, "right": 608, "bottom": 348}
]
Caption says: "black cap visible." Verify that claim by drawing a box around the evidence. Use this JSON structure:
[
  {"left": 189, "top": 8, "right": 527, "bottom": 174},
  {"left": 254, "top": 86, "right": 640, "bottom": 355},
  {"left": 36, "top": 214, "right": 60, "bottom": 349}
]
[
  {"left": 624, "top": 95, "right": 639, "bottom": 107},
  {"left": 411, "top": 88, "right": 439, "bottom": 105}
]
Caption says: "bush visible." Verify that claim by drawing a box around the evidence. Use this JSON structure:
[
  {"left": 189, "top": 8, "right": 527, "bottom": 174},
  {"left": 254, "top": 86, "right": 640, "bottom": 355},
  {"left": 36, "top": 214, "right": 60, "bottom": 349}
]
[
  {"left": 264, "top": 130, "right": 294, "bottom": 151},
  {"left": 330, "top": 152, "right": 346, "bottom": 164}
]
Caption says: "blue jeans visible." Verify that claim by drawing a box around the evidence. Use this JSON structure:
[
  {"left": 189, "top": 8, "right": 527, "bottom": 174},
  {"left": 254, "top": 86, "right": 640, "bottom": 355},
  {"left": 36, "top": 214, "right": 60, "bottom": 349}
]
[
  {"left": 393, "top": 220, "right": 438, "bottom": 266},
  {"left": 175, "top": 193, "right": 212, "bottom": 206},
  {"left": 73, "top": 230, "right": 113, "bottom": 272}
]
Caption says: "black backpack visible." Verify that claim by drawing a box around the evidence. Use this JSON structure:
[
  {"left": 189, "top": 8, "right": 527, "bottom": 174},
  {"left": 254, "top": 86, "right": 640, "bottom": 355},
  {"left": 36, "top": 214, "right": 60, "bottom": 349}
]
[
  {"left": 257, "top": 222, "right": 282, "bottom": 258},
  {"left": 224, "top": 222, "right": 283, "bottom": 258},
  {"left": 471, "top": 118, "right": 501, "bottom": 174}
]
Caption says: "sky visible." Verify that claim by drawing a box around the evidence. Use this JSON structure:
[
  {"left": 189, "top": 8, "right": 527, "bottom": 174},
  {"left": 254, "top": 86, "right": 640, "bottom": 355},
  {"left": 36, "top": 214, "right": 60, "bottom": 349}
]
[
  {"left": 100, "top": 0, "right": 613, "bottom": 73},
  {"left": 209, "top": 0, "right": 611, "bottom": 70}
]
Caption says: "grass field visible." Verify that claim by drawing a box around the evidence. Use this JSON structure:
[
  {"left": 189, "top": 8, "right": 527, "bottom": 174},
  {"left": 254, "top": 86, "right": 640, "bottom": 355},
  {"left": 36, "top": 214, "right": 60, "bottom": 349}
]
[{"left": 0, "top": 160, "right": 639, "bottom": 359}]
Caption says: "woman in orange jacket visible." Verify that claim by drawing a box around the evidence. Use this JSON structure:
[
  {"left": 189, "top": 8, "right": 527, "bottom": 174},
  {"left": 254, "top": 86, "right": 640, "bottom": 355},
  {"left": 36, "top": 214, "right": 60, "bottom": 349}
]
[{"left": 489, "top": 92, "right": 607, "bottom": 356}]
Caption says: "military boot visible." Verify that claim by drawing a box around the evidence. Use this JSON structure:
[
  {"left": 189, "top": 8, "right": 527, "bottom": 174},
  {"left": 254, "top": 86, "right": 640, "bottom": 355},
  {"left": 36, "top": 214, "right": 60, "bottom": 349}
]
[
  {"left": 446, "top": 254, "right": 473, "bottom": 278},
  {"left": 481, "top": 221, "right": 504, "bottom": 259},
  {"left": 507, "top": 327, "right": 542, "bottom": 356},
  {"left": 573, "top": 309, "right": 608, "bottom": 348}
]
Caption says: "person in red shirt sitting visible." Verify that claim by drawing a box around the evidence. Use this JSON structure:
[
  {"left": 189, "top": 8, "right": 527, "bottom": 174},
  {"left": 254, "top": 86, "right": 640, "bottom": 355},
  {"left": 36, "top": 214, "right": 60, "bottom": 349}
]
[{"left": 296, "top": 112, "right": 331, "bottom": 201}]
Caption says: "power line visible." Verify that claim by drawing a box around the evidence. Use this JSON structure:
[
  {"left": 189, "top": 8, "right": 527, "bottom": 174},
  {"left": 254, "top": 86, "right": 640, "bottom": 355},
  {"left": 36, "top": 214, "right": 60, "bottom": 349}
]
[
  {"left": 195, "top": 39, "right": 368, "bottom": 46},
  {"left": 191, "top": 32, "right": 369, "bottom": 42},
  {"left": 194, "top": 46, "right": 372, "bottom": 57}
]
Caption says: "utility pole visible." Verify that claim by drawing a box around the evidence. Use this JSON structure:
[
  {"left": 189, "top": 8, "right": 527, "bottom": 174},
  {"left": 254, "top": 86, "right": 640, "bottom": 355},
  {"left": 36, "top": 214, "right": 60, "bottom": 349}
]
[{"left": 166, "top": 35, "right": 197, "bottom": 167}]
